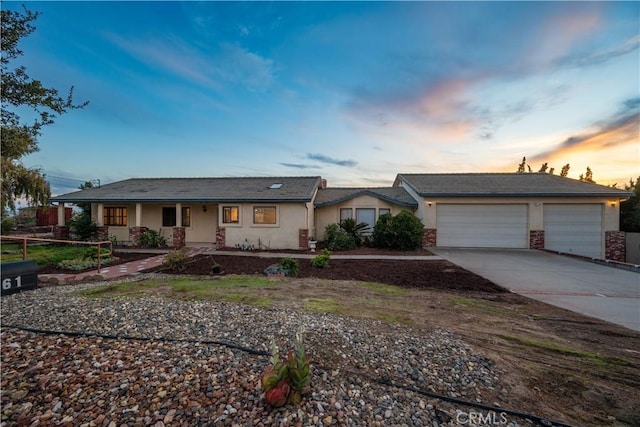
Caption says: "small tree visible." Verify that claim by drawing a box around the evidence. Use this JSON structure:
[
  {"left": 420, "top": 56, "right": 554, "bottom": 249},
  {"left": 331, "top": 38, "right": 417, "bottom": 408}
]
[{"left": 620, "top": 177, "right": 640, "bottom": 232}]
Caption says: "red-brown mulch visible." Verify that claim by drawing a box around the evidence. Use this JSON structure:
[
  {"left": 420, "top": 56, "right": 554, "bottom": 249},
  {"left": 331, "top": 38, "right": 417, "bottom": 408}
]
[{"left": 159, "top": 254, "right": 506, "bottom": 293}]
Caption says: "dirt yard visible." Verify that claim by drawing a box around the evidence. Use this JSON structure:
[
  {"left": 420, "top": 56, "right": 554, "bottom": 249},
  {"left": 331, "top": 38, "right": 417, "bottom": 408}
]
[{"left": 35, "top": 249, "right": 640, "bottom": 425}]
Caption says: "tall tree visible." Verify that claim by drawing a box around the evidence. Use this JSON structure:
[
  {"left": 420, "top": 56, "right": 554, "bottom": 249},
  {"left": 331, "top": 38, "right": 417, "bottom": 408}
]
[
  {"left": 620, "top": 177, "right": 640, "bottom": 232},
  {"left": 1, "top": 7, "right": 87, "bottom": 212},
  {"left": 579, "top": 167, "right": 595, "bottom": 183}
]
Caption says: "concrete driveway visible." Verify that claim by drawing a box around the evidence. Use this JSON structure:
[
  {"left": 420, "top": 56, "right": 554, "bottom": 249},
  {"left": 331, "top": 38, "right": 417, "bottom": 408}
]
[{"left": 431, "top": 248, "right": 640, "bottom": 332}]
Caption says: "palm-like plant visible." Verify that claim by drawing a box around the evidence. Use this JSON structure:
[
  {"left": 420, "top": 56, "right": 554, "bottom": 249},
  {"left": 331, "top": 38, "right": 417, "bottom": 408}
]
[{"left": 339, "top": 218, "right": 370, "bottom": 246}]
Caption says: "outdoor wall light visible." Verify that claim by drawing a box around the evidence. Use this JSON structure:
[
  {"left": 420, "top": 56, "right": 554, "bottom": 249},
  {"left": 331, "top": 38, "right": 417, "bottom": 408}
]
[
  {"left": 202, "top": 205, "right": 207, "bottom": 212},
  {"left": 610, "top": 201, "right": 616, "bottom": 207},
  {"left": 428, "top": 201, "right": 433, "bottom": 207}
]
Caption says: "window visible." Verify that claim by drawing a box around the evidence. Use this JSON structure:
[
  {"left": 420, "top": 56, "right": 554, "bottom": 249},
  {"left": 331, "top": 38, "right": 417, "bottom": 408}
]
[
  {"left": 340, "top": 208, "right": 353, "bottom": 221},
  {"left": 162, "top": 207, "right": 191, "bottom": 227},
  {"left": 356, "top": 208, "right": 376, "bottom": 234},
  {"left": 379, "top": 208, "right": 391, "bottom": 216},
  {"left": 254, "top": 206, "right": 276, "bottom": 224},
  {"left": 223, "top": 206, "right": 239, "bottom": 224},
  {"left": 104, "top": 207, "right": 127, "bottom": 226},
  {"left": 269, "top": 183, "right": 284, "bottom": 189}
]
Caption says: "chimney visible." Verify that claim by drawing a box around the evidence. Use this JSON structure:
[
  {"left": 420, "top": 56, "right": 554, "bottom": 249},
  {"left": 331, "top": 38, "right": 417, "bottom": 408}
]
[{"left": 320, "top": 179, "right": 327, "bottom": 189}]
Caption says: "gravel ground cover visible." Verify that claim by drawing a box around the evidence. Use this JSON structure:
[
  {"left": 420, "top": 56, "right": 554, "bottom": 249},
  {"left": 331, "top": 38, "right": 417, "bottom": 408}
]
[{"left": 0, "top": 278, "right": 532, "bottom": 426}]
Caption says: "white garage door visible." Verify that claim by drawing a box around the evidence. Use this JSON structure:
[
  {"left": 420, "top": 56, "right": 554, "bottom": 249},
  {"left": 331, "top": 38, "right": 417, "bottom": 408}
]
[
  {"left": 437, "top": 204, "right": 528, "bottom": 248},
  {"left": 544, "top": 204, "right": 602, "bottom": 258}
]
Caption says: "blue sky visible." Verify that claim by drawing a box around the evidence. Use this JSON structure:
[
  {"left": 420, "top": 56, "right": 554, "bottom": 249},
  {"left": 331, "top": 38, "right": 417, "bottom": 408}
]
[{"left": 5, "top": 1, "right": 639, "bottom": 195}]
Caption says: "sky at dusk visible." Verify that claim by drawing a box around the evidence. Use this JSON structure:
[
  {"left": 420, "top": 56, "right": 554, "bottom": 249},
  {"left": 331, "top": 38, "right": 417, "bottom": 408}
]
[{"left": 5, "top": 1, "right": 639, "bottom": 196}]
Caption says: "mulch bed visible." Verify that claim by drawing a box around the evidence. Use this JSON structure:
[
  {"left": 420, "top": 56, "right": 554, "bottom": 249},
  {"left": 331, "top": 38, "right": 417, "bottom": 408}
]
[
  {"left": 36, "top": 248, "right": 505, "bottom": 293},
  {"left": 160, "top": 254, "right": 506, "bottom": 293}
]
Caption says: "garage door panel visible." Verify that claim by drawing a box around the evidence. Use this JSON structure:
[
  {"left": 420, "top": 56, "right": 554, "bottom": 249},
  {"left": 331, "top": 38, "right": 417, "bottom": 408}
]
[
  {"left": 544, "top": 204, "right": 602, "bottom": 258},
  {"left": 437, "top": 204, "right": 528, "bottom": 248}
]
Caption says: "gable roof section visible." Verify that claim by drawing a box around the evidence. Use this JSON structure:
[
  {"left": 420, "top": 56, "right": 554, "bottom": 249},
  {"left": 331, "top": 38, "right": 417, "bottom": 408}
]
[
  {"left": 314, "top": 187, "right": 417, "bottom": 208},
  {"left": 51, "top": 176, "right": 322, "bottom": 203},
  {"left": 395, "top": 173, "right": 633, "bottom": 198}
]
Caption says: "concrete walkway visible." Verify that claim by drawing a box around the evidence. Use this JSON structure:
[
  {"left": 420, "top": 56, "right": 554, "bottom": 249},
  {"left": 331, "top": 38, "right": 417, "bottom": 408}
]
[
  {"left": 38, "top": 248, "right": 442, "bottom": 283},
  {"left": 431, "top": 248, "right": 640, "bottom": 332}
]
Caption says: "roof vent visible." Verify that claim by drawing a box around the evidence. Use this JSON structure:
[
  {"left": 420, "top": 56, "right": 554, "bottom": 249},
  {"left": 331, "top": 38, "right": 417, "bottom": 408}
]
[{"left": 269, "top": 183, "right": 284, "bottom": 189}]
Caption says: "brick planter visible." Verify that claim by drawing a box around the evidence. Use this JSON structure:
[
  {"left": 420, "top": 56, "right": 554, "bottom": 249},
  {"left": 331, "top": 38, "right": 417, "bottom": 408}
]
[{"left": 605, "top": 231, "right": 625, "bottom": 262}]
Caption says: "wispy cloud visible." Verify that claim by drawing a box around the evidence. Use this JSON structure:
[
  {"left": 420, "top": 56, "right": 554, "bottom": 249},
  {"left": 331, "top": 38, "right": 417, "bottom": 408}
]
[
  {"left": 104, "top": 33, "right": 276, "bottom": 92},
  {"left": 556, "top": 35, "right": 640, "bottom": 69},
  {"left": 306, "top": 153, "right": 357, "bottom": 167},
  {"left": 530, "top": 97, "right": 640, "bottom": 162},
  {"left": 280, "top": 162, "right": 316, "bottom": 169}
]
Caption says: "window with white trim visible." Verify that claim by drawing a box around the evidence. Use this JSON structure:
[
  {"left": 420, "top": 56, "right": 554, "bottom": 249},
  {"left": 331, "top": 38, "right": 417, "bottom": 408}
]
[
  {"left": 222, "top": 206, "right": 240, "bottom": 224},
  {"left": 254, "top": 206, "right": 276, "bottom": 224}
]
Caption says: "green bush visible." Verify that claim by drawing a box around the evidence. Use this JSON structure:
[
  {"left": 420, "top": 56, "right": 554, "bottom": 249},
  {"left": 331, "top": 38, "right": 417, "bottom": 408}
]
[
  {"left": 69, "top": 211, "right": 97, "bottom": 241},
  {"left": 162, "top": 248, "right": 190, "bottom": 271},
  {"left": 324, "top": 224, "right": 356, "bottom": 251},
  {"left": 1, "top": 217, "right": 14, "bottom": 234},
  {"left": 138, "top": 229, "right": 167, "bottom": 248},
  {"left": 279, "top": 257, "right": 299, "bottom": 276},
  {"left": 311, "top": 249, "right": 331, "bottom": 268},
  {"left": 373, "top": 210, "right": 424, "bottom": 250},
  {"left": 83, "top": 246, "right": 111, "bottom": 260},
  {"left": 338, "top": 218, "right": 370, "bottom": 247},
  {"left": 372, "top": 213, "right": 394, "bottom": 248}
]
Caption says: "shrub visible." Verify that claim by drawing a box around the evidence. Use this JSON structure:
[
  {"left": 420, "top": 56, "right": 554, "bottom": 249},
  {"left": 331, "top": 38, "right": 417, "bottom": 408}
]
[
  {"left": 338, "top": 218, "right": 370, "bottom": 247},
  {"left": 372, "top": 213, "right": 394, "bottom": 248},
  {"left": 83, "top": 246, "right": 111, "bottom": 259},
  {"left": 1, "top": 217, "right": 14, "bottom": 234},
  {"left": 311, "top": 249, "right": 331, "bottom": 268},
  {"left": 162, "top": 248, "right": 189, "bottom": 271},
  {"left": 324, "top": 224, "right": 355, "bottom": 251},
  {"left": 279, "top": 257, "right": 299, "bottom": 277},
  {"left": 373, "top": 210, "right": 424, "bottom": 250},
  {"left": 69, "top": 211, "right": 97, "bottom": 241},
  {"left": 138, "top": 229, "right": 167, "bottom": 248}
]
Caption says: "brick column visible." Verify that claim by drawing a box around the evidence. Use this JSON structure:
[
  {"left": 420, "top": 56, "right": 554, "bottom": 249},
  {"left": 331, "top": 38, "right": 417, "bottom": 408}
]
[
  {"left": 173, "top": 227, "right": 186, "bottom": 248},
  {"left": 53, "top": 226, "right": 70, "bottom": 240},
  {"left": 96, "top": 226, "right": 109, "bottom": 241},
  {"left": 422, "top": 228, "right": 437, "bottom": 248},
  {"left": 216, "top": 227, "right": 226, "bottom": 248},
  {"left": 129, "top": 226, "right": 149, "bottom": 245},
  {"left": 299, "top": 229, "right": 309, "bottom": 249},
  {"left": 529, "top": 230, "right": 545, "bottom": 249},
  {"left": 605, "top": 231, "right": 625, "bottom": 262}
]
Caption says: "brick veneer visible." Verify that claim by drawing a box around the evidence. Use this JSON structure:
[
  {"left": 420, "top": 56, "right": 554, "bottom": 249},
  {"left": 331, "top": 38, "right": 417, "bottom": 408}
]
[
  {"left": 129, "top": 226, "right": 149, "bottom": 245},
  {"left": 422, "top": 228, "right": 437, "bottom": 248},
  {"left": 605, "top": 231, "right": 625, "bottom": 262},
  {"left": 53, "top": 226, "right": 69, "bottom": 240},
  {"left": 299, "top": 229, "right": 309, "bottom": 249},
  {"left": 216, "top": 227, "right": 226, "bottom": 248},
  {"left": 172, "top": 227, "right": 185, "bottom": 248},
  {"left": 529, "top": 230, "right": 545, "bottom": 249}
]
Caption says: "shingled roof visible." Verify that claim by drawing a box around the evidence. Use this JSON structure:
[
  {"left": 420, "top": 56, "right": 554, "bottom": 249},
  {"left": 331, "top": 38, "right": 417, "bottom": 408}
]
[
  {"left": 51, "top": 177, "right": 322, "bottom": 203},
  {"left": 314, "top": 187, "right": 417, "bottom": 208},
  {"left": 394, "top": 173, "right": 633, "bottom": 198}
]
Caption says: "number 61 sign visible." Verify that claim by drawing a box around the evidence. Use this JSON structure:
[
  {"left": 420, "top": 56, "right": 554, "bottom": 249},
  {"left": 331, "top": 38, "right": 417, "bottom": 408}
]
[{"left": 1, "top": 261, "right": 38, "bottom": 296}]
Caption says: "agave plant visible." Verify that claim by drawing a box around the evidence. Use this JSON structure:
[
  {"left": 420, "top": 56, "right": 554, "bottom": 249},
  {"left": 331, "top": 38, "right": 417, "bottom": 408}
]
[{"left": 261, "top": 327, "right": 311, "bottom": 408}]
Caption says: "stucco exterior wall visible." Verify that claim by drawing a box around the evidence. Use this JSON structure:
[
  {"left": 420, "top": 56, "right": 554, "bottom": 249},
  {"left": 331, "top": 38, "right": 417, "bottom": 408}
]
[
  {"left": 95, "top": 203, "right": 218, "bottom": 245},
  {"left": 314, "top": 195, "right": 410, "bottom": 241},
  {"left": 218, "top": 202, "right": 309, "bottom": 249}
]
